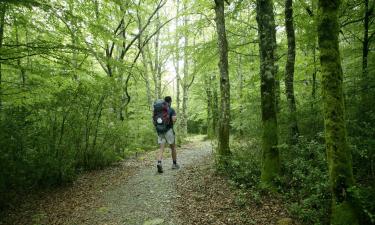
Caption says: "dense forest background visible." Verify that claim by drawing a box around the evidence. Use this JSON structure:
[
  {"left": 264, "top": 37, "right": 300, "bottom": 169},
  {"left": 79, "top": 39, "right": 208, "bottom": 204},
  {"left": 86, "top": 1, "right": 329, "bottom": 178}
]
[{"left": 0, "top": 0, "right": 374, "bottom": 224}]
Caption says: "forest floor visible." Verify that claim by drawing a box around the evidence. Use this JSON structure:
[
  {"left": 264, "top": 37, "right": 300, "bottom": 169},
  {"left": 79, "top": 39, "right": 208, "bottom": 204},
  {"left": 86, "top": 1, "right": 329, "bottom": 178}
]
[{"left": 1, "top": 136, "right": 290, "bottom": 225}]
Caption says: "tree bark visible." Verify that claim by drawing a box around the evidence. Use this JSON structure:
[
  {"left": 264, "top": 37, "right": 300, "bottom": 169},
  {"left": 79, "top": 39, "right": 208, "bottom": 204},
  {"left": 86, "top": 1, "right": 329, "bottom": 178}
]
[
  {"left": 255, "top": 0, "right": 280, "bottom": 187},
  {"left": 212, "top": 74, "right": 219, "bottom": 135},
  {"left": 236, "top": 54, "right": 244, "bottom": 136},
  {"left": 137, "top": 15, "right": 153, "bottom": 109},
  {"left": 360, "top": 0, "right": 372, "bottom": 114},
  {"left": 205, "top": 73, "right": 214, "bottom": 138},
  {"left": 317, "top": 1, "right": 358, "bottom": 224},
  {"left": 154, "top": 11, "right": 161, "bottom": 99},
  {"left": 172, "top": 0, "right": 183, "bottom": 144},
  {"left": 284, "top": 0, "right": 299, "bottom": 142},
  {"left": 0, "top": 3, "right": 6, "bottom": 111},
  {"left": 214, "top": 0, "right": 231, "bottom": 159},
  {"left": 180, "top": 1, "right": 189, "bottom": 138}
]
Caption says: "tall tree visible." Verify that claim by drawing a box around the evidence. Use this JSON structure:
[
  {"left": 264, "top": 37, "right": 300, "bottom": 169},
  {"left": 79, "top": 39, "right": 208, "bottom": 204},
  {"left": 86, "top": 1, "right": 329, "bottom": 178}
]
[
  {"left": 181, "top": 1, "right": 189, "bottom": 138},
  {"left": 173, "top": 0, "right": 181, "bottom": 138},
  {"left": 360, "top": 0, "right": 374, "bottom": 113},
  {"left": 0, "top": 3, "right": 6, "bottom": 110},
  {"left": 284, "top": 0, "right": 299, "bottom": 142},
  {"left": 317, "top": 0, "right": 358, "bottom": 224},
  {"left": 255, "top": 0, "right": 280, "bottom": 187},
  {"left": 214, "top": 0, "right": 231, "bottom": 160}
]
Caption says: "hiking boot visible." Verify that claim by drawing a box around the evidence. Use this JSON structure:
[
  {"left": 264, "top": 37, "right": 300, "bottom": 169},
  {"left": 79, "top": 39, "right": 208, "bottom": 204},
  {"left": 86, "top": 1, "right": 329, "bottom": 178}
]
[
  {"left": 157, "top": 164, "right": 163, "bottom": 173},
  {"left": 172, "top": 163, "right": 180, "bottom": 170}
]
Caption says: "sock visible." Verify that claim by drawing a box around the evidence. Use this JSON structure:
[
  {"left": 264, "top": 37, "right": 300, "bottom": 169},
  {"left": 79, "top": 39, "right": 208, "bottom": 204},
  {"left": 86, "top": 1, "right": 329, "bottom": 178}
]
[
  {"left": 157, "top": 160, "right": 162, "bottom": 164},
  {"left": 173, "top": 160, "right": 177, "bottom": 165}
]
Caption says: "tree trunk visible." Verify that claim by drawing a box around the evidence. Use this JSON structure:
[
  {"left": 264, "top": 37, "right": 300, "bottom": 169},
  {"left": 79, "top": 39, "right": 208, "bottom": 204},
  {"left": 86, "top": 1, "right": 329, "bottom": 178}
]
[
  {"left": 173, "top": 0, "right": 183, "bottom": 144},
  {"left": 0, "top": 3, "right": 6, "bottom": 111},
  {"left": 312, "top": 42, "right": 317, "bottom": 101},
  {"left": 212, "top": 74, "right": 219, "bottom": 135},
  {"left": 275, "top": 65, "right": 281, "bottom": 113},
  {"left": 154, "top": 11, "right": 161, "bottom": 99},
  {"left": 205, "top": 73, "right": 214, "bottom": 138},
  {"left": 317, "top": 1, "right": 358, "bottom": 224},
  {"left": 360, "top": 0, "right": 371, "bottom": 115},
  {"left": 180, "top": 1, "right": 189, "bottom": 138},
  {"left": 236, "top": 54, "right": 244, "bottom": 136},
  {"left": 255, "top": 0, "right": 280, "bottom": 187},
  {"left": 137, "top": 13, "right": 153, "bottom": 109},
  {"left": 214, "top": 0, "right": 231, "bottom": 159},
  {"left": 284, "top": 0, "right": 299, "bottom": 143}
]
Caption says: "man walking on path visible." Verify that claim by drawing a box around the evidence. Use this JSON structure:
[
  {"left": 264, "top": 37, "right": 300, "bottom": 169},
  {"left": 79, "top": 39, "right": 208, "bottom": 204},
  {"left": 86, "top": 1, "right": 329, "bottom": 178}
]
[{"left": 155, "top": 96, "right": 179, "bottom": 173}]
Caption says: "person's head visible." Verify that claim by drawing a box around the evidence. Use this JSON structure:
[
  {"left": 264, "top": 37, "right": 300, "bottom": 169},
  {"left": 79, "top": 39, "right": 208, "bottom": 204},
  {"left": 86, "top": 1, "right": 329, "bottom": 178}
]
[{"left": 164, "top": 96, "right": 172, "bottom": 105}]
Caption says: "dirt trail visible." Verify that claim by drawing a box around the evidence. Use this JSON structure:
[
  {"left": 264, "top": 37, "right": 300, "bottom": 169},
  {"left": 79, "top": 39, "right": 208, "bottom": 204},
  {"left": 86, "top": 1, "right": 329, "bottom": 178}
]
[
  {"left": 0, "top": 137, "right": 212, "bottom": 225},
  {"left": 86, "top": 140, "right": 212, "bottom": 225}
]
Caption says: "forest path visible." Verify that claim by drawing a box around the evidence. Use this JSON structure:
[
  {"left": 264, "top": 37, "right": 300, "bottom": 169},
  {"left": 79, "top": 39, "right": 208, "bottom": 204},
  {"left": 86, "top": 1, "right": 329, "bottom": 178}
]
[
  {"left": 86, "top": 138, "right": 212, "bottom": 225},
  {"left": 0, "top": 136, "right": 212, "bottom": 225}
]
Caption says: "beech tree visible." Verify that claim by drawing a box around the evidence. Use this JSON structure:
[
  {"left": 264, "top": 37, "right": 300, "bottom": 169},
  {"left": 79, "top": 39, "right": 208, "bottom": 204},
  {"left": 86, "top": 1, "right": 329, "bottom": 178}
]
[
  {"left": 317, "top": 0, "right": 358, "bottom": 224},
  {"left": 255, "top": 0, "right": 280, "bottom": 187},
  {"left": 214, "top": 0, "right": 231, "bottom": 160}
]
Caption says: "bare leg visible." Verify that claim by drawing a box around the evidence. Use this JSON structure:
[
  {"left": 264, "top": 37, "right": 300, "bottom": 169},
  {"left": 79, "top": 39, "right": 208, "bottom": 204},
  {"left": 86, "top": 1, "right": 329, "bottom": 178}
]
[
  {"left": 158, "top": 143, "right": 165, "bottom": 162},
  {"left": 170, "top": 144, "right": 177, "bottom": 162}
]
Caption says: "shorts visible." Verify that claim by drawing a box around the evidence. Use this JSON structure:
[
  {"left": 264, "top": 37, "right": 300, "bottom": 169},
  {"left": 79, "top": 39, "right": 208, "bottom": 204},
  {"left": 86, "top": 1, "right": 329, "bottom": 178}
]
[{"left": 157, "top": 128, "right": 175, "bottom": 145}]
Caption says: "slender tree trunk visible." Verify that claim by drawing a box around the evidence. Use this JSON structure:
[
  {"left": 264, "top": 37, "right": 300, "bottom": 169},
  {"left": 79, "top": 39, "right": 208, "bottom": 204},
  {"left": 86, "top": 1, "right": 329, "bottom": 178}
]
[
  {"left": 237, "top": 54, "right": 244, "bottom": 136},
  {"left": 154, "top": 11, "right": 162, "bottom": 99},
  {"left": 0, "top": 3, "right": 6, "bottom": 111},
  {"left": 180, "top": 1, "right": 189, "bottom": 138},
  {"left": 172, "top": 0, "right": 183, "bottom": 144},
  {"left": 205, "top": 73, "right": 214, "bottom": 138},
  {"left": 214, "top": 0, "right": 231, "bottom": 159},
  {"left": 284, "top": 0, "right": 299, "bottom": 142},
  {"left": 312, "top": 43, "right": 317, "bottom": 101},
  {"left": 212, "top": 73, "right": 219, "bottom": 135},
  {"left": 275, "top": 65, "right": 281, "bottom": 113},
  {"left": 317, "top": 1, "right": 358, "bottom": 224},
  {"left": 174, "top": 0, "right": 181, "bottom": 118},
  {"left": 361, "top": 0, "right": 371, "bottom": 114},
  {"left": 137, "top": 14, "right": 153, "bottom": 109},
  {"left": 255, "top": 0, "right": 280, "bottom": 187},
  {"left": 68, "top": 0, "right": 78, "bottom": 80}
]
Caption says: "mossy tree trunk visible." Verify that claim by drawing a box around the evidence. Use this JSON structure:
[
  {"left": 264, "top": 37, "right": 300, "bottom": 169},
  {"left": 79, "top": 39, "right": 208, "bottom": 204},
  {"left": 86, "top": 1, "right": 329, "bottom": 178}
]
[
  {"left": 255, "top": 0, "right": 280, "bottom": 187},
  {"left": 317, "top": 1, "right": 358, "bottom": 224},
  {"left": 214, "top": 0, "right": 231, "bottom": 160},
  {"left": 284, "top": 0, "right": 299, "bottom": 143}
]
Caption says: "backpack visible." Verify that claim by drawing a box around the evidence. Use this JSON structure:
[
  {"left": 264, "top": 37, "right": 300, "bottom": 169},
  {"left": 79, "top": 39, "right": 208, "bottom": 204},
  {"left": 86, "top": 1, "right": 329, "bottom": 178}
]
[{"left": 153, "top": 99, "right": 171, "bottom": 134}]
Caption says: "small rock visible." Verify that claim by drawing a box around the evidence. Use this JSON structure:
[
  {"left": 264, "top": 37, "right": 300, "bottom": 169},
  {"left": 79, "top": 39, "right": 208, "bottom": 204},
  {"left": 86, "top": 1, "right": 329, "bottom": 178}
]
[{"left": 277, "top": 218, "right": 293, "bottom": 225}]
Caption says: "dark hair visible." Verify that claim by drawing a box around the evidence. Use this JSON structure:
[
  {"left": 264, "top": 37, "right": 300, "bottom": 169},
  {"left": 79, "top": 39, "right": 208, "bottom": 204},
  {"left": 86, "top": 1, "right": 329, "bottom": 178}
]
[{"left": 164, "top": 96, "right": 172, "bottom": 104}]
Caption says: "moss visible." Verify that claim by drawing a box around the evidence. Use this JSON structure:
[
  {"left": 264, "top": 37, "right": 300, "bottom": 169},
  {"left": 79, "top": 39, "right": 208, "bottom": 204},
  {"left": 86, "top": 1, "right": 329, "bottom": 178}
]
[
  {"left": 331, "top": 201, "right": 358, "bottom": 225},
  {"left": 256, "top": 0, "right": 280, "bottom": 188},
  {"left": 260, "top": 119, "right": 279, "bottom": 187},
  {"left": 318, "top": 0, "right": 359, "bottom": 224}
]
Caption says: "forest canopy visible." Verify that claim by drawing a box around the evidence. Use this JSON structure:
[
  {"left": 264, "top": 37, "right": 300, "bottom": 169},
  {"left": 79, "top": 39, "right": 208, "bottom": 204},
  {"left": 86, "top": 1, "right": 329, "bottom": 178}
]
[{"left": 0, "top": 0, "right": 374, "bottom": 224}]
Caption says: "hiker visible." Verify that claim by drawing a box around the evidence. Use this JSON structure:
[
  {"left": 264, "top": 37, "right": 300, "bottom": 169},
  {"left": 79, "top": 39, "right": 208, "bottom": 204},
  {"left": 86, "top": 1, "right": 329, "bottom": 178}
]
[{"left": 153, "top": 96, "right": 179, "bottom": 173}]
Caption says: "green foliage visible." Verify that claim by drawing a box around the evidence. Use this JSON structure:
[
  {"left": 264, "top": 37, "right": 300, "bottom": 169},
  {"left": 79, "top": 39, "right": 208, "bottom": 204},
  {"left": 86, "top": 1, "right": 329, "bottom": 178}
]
[
  {"left": 222, "top": 140, "right": 262, "bottom": 188},
  {"left": 282, "top": 137, "right": 331, "bottom": 225},
  {"left": 0, "top": 0, "right": 162, "bottom": 210}
]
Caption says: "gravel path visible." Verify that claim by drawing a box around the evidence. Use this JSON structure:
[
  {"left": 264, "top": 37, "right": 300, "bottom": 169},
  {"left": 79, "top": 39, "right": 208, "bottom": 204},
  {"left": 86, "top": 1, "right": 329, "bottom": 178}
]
[{"left": 84, "top": 140, "right": 212, "bottom": 225}]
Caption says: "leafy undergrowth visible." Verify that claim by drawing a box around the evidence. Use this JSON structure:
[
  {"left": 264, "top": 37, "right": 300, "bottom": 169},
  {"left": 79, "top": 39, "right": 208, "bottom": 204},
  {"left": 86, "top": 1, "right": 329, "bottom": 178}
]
[
  {"left": 175, "top": 156, "right": 291, "bottom": 225},
  {"left": 0, "top": 154, "right": 154, "bottom": 225}
]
